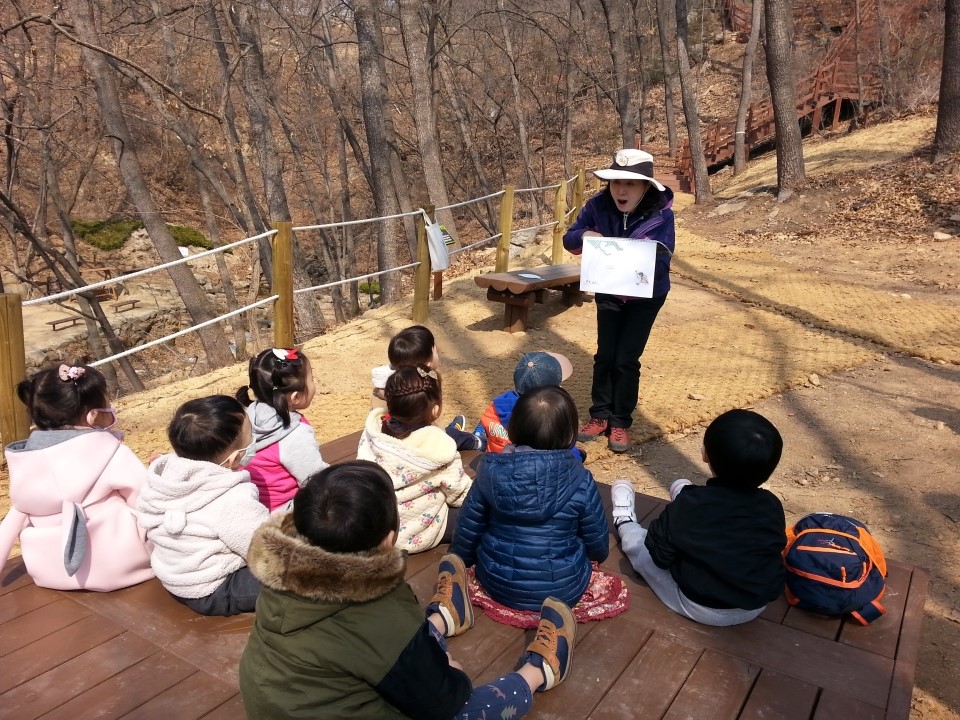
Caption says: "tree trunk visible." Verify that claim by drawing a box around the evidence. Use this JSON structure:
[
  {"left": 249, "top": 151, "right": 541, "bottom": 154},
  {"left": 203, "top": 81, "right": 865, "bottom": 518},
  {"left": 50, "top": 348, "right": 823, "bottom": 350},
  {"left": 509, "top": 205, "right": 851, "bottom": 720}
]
[
  {"left": 69, "top": 0, "right": 234, "bottom": 369},
  {"left": 934, "top": 0, "right": 960, "bottom": 159},
  {"left": 438, "top": 58, "right": 498, "bottom": 231},
  {"left": 353, "top": 0, "right": 402, "bottom": 302},
  {"left": 764, "top": 0, "right": 806, "bottom": 192},
  {"left": 656, "top": 0, "right": 679, "bottom": 155},
  {"left": 397, "top": 0, "right": 459, "bottom": 242},
  {"left": 227, "top": 3, "right": 327, "bottom": 339},
  {"left": 497, "top": 0, "right": 540, "bottom": 219},
  {"left": 600, "top": 0, "right": 637, "bottom": 148},
  {"left": 734, "top": 0, "right": 763, "bottom": 174},
  {"left": 675, "top": 0, "right": 713, "bottom": 201}
]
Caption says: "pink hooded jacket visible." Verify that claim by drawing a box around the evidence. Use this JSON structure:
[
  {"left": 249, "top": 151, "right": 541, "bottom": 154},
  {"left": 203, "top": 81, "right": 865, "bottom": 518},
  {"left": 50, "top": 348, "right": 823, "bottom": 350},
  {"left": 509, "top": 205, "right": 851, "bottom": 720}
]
[{"left": 0, "top": 429, "right": 154, "bottom": 591}]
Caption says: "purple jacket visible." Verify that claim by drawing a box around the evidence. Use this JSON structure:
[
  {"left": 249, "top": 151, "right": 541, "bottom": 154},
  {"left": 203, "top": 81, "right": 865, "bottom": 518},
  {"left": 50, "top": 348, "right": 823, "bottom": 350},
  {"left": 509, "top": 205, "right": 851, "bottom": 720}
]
[{"left": 563, "top": 186, "right": 675, "bottom": 298}]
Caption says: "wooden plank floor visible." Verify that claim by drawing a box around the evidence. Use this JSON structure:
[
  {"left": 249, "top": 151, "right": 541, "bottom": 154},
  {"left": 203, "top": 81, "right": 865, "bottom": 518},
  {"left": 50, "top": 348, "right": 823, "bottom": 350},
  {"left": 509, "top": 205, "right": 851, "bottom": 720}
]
[{"left": 0, "top": 435, "right": 928, "bottom": 720}]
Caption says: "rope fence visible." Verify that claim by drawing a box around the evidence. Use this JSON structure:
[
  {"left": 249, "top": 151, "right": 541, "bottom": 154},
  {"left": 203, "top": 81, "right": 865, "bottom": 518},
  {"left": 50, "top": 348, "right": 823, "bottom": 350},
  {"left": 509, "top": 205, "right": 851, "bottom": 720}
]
[
  {"left": 448, "top": 233, "right": 502, "bottom": 257},
  {"left": 294, "top": 262, "right": 421, "bottom": 295},
  {"left": 435, "top": 190, "right": 505, "bottom": 212},
  {"left": 514, "top": 183, "right": 562, "bottom": 195},
  {"left": 90, "top": 295, "right": 279, "bottom": 368},
  {"left": 24, "top": 229, "right": 276, "bottom": 307},
  {"left": 293, "top": 209, "right": 423, "bottom": 233}
]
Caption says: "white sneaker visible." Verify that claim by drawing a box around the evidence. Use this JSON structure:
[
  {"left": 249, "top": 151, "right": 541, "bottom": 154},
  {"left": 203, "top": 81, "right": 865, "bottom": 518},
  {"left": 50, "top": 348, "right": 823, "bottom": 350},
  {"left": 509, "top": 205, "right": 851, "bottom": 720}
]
[{"left": 611, "top": 479, "right": 637, "bottom": 529}]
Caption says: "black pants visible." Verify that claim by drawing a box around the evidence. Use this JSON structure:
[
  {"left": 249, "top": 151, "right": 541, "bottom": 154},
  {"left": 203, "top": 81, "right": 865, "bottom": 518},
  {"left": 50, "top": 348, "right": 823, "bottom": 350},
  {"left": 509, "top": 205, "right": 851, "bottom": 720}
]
[
  {"left": 589, "top": 293, "right": 667, "bottom": 429},
  {"left": 174, "top": 566, "right": 260, "bottom": 616}
]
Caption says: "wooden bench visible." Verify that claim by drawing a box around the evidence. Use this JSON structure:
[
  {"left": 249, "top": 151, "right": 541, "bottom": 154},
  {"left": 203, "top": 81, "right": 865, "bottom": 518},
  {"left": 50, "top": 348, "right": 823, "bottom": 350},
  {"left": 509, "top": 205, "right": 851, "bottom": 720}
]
[
  {"left": 109, "top": 298, "right": 141, "bottom": 313},
  {"left": 474, "top": 263, "right": 583, "bottom": 332},
  {"left": 0, "top": 435, "right": 928, "bottom": 719},
  {"left": 47, "top": 316, "right": 82, "bottom": 332}
]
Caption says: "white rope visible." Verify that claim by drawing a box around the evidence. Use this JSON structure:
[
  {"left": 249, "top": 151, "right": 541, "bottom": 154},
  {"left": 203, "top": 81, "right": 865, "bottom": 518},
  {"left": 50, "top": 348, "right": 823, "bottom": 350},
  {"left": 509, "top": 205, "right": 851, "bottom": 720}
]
[
  {"left": 435, "top": 190, "right": 505, "bottom": 212},
  {"left": 24, "top": 229, "right": 275, "bottom": 307},
  {"left": 448, "top": 233, "right": 502, "bottom": 257},
  {"left": 567, "top": 174, "right": 578, "bottom": 185},
  {"left": 293, "top": 209, "right": 423, "bottom": 233},
  {"left": 90, "top": 295, "right": 279, "bottom": 368},
  {"left": 512, "top": 221, "right": 558, "bottom": 235},
  {"left": 514, "top": 184, "right": 562, "bottom": 195},
  {"left": 293, "top": 262, "right": 421, "bottom": 295}
]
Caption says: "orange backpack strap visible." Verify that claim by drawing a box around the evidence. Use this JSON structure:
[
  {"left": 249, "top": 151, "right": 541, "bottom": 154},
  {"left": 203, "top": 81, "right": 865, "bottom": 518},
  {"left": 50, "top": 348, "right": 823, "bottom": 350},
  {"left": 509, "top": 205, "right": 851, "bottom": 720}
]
[{"left": 856, "top": 527, "right": 888, "bottom": 577}]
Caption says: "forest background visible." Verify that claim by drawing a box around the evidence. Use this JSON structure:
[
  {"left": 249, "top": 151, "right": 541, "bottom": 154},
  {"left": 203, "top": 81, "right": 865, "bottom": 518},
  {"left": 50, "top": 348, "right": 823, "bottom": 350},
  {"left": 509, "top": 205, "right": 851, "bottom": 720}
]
[{"left": 0, "top": 0, "right": 952, "bottom": 390}]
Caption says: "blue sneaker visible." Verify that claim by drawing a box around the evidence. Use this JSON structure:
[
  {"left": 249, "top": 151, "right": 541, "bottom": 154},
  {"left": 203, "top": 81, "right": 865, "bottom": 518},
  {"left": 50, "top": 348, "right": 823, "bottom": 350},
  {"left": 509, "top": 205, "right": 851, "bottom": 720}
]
[
  {"left": 520, "top": 597, "right": 576, "bottom": 691},
  {"left": 429, "top": 554, "right": 474, "bottom": 637}
]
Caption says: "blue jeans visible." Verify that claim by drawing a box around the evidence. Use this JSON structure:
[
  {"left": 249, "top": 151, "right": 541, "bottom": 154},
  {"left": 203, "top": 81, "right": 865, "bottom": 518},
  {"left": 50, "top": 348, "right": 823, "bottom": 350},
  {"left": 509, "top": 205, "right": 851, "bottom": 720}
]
[
  {"left": 590, "top": 293, "right": 667, "bottom": 428},
  {"left": 427, "top": 621, "right": 533, "bottom": 719}
]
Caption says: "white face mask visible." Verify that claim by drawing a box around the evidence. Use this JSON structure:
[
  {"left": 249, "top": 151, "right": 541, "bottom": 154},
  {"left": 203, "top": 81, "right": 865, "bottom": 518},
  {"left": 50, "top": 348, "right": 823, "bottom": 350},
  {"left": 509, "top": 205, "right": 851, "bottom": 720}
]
[{"left": 221, "top": 439, "right": 256, "bottom": 468}]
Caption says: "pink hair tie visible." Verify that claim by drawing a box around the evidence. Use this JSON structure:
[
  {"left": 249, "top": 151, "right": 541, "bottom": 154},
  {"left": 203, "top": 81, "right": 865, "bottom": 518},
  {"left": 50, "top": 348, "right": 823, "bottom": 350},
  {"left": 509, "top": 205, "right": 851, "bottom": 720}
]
[{"left": 58, "top": 365, "right": 85, "bottom": 382}]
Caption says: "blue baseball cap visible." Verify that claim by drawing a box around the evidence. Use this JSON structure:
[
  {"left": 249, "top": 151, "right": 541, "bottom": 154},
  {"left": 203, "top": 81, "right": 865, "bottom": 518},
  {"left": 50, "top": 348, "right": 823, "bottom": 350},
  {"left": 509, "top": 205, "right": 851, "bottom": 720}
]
[{"left": 514, "top": 352, "right": 573, "bottom": 394}]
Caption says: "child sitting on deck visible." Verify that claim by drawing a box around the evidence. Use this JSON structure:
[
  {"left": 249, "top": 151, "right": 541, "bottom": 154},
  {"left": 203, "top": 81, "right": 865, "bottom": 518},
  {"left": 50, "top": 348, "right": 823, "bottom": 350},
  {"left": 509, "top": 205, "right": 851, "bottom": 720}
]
[
  {"left": 474, "top": 350, "right": 573, "bottom": 453},
  {"left": 239, "top": 460, "right": 577, "bottom": 720},
  {"left": 236, "top": 347, "right": 328, "bottom": 512},
  {"left": 451, "top": 385, "right": 609, "bottom": 611},
  {"left": 611, "top": 409, "right": 787, "bottom": 626},
  {"left": 358, "top": 366, "right": 472, "bottom": 553},
  {"left": 0, "top": 364, "right": 153, "bottom": 591},
  {"left": 138, "top": 395, "right": 269, "bottom": 616},
  {"left": 371, "top": 324, "right": 482, "bottom": 450}
]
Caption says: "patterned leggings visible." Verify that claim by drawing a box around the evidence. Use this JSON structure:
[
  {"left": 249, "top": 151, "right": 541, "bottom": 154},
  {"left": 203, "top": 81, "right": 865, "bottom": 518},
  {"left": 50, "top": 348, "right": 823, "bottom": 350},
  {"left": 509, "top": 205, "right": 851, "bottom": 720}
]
[{"left": 427, "top": 621, "right": 534, "bottom": 719}]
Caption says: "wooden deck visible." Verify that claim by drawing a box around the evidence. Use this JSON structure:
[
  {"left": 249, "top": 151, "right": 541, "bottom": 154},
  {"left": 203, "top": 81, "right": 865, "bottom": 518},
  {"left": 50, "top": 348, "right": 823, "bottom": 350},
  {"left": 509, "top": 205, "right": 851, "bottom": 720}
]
[{"left": 0, "top": 433, "right": 928, "bottom": 719}]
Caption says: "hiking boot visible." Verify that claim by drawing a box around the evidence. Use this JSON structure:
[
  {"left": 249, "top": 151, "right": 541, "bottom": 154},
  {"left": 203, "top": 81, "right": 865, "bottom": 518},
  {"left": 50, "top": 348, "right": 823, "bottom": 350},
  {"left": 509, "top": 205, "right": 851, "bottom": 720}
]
[
  {"left": 577, "top": 417, "right": 608, "bottom": 442},
  {"left": 608, "top": 427, "right": 630, "bottom": 454},
  {"left": 520, "top": 597, "right": 576, "bottom": 691},
  {"left": 611, "top": 479, "right": 637, "bottom": 529},
  {"left": 429, "top": 553, "right": 474, "bottom": 637}
]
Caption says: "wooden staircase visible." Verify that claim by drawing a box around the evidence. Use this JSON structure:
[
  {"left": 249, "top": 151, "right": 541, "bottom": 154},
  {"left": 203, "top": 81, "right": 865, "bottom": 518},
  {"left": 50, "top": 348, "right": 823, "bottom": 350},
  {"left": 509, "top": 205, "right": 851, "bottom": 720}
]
[{"left": 674, "top": 0, "right": 928, "bottom": 190}]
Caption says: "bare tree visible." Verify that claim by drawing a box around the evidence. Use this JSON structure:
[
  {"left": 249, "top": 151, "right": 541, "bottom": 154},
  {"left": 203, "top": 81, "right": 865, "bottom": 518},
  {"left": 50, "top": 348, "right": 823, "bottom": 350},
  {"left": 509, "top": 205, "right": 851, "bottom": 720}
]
[
  {"left": 69, "top": 0, "right": 235, "bottom": 368},
  {"left": 655, "top": 0, "right": 679, "bottom": 155},
  {"left": 227, "top": 2, "right": 327, "bottom": 338},
  {"left": 397, "top": 0, "right": 459, "bottom": 242},
  {"left": 352, "top": 0, "right": 403, "bottom": 302},
  {"left": 734, "top": 0, "right": 763, "bottom": 174},
  {"left": 764, "top": 0, "right": 805, "bottom": 192},
  {"left": 934, "top": 0, "right": 960, "bottom": 159},
  {"left": 599, "top": 0, "right": 638, "bottom": 147},
  {"left": 675, "top": 0, "right": 712, "bottom": 201}
]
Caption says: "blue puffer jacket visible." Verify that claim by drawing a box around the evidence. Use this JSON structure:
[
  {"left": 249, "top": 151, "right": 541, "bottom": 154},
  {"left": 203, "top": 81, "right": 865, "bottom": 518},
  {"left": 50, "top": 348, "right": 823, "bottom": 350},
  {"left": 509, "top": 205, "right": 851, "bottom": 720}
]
[{"left": 450, "top": 448, "right": 609, "bottom": 611}]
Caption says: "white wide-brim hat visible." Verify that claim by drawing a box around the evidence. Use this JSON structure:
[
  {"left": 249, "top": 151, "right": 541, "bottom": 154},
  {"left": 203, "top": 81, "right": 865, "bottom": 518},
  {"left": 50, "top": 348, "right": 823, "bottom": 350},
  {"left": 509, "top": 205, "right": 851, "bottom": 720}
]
[{"left": 593, "top": 149, "right": 666, "bottom": 192}]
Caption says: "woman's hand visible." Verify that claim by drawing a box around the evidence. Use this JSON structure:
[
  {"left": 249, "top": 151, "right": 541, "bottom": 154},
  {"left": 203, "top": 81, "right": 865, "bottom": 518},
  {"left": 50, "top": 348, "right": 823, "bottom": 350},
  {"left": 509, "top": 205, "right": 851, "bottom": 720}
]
[{"left": 583, "top": 230, "right": 602, "bottom": 238}]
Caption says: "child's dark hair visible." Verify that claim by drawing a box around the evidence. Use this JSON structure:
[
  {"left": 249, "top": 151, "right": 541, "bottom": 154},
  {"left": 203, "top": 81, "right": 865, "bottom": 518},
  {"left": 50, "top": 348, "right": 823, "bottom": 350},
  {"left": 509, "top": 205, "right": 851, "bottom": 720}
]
[
  {"left": 236, "top": 347, "right": 309, "bottom": 428},
  {"left": 16, "top": 364, "right": 109, "bottom": 430},
  {"left": 168, "top": 395, "right": 246, "bottom": 463},
  {"left": 703, "top": 409, "right": 783, "bottom": 487},
  {"left": 508, "top": 385, "right": 578, "bottom": 450},
  {"left": 382, "top": 365, "right": 442, "bottom": 439},
  {"left": 293, "top": 460, "right": 399, "bottom": 553},
  {"left": 387, "top": 325, "right": 435, "bottom": 368}
]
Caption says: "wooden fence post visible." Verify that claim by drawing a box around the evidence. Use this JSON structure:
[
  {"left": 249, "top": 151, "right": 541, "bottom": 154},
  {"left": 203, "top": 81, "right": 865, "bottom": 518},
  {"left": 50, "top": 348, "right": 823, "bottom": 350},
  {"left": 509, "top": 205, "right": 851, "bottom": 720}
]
[
  {"left": 0, "top": 294, "right": 30, "bottom": 445},
  {"left": 551, "top": 180, "right": 567, "bottom": 265},
  {"left": 271, "top": 221, "right": 295, "bottom": 348},
  {"left": 496, "top": 185, "right": 515, "bottom": 273},
  {"left": 573, "top": 169, "right": 586, "bottom": 216},
  {"left": 412, "top": 209, "right": 430, "bottom": 323}
]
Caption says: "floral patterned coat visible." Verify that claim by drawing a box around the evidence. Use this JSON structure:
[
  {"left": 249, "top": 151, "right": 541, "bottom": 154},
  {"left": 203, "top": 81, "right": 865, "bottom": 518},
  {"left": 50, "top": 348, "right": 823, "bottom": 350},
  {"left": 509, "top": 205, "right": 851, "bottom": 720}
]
[{"left": 357, "top": 409, "right": 472, "bottom": 553}]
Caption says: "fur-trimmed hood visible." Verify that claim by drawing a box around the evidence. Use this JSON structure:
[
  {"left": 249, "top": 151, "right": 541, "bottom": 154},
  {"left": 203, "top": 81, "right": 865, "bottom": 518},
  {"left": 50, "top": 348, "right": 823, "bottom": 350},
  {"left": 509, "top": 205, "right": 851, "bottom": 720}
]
[{"left": 248, "top": 513, "right": 407, "bottom": 613}]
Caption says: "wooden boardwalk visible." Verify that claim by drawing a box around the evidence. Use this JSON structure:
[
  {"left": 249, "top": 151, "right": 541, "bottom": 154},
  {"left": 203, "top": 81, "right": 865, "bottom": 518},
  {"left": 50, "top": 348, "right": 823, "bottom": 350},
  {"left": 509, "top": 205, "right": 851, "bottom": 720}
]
[{"left": 0, "top": 433, "right": 928, "bottom": 719}]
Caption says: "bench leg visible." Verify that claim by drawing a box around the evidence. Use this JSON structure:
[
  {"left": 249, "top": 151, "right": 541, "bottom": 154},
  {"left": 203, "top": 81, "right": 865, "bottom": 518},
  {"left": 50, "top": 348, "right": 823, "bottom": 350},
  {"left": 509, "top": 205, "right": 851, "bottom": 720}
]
[
  {"left": 504, "top": 304, "right": 528, "bottom": 333},
  {"left": 562, "top": 289, "right": 584, "bottom": 308}
]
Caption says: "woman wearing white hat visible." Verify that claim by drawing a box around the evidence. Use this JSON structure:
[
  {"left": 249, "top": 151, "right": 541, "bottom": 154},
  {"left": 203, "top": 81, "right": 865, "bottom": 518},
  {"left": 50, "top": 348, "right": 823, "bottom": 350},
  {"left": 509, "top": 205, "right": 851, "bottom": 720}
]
[{"left": 563, "top": 149, "right": 675, "bottom": 454}]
